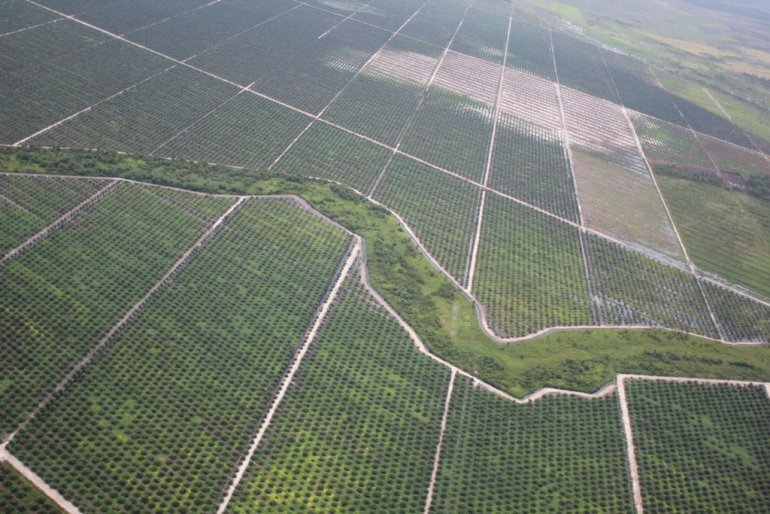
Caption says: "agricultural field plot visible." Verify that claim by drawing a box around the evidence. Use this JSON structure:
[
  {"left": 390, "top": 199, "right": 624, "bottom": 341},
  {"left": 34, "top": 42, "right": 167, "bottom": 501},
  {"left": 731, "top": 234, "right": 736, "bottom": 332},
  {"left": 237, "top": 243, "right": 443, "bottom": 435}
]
[
  {"left": 352, "top": 0, "right": 427, "bottom": 32},
  {"left": 586, "top": 234, "right": 718, "bottom": 339},
  {"left": 600, "top": 49, "right": 686, "bottom": 126},
  {"left": 186, "top": 5, "right": 341, "bottom": 87},
  {"left": 0, "top": 0, "right": 57, "bottom": 35},
  {"left": 8, "top": 198, "right": 352, "bottom": 513},
  {"left": 373, "top": 155, "right": 479, "bottom": 284},
  {"left": 664, "top": 86, "right": 756, "bottom": 151},
  {"left": 551, "top": 31, "right": 618, "bottom": 104},
  {"left": 473, "top": 193, "right": 594, "bottom": 337},
  {"left": 498, "top": 67, "right": 561, "bottom": 132},
  {"left": 505, "top": 19, "right": 556, "bottom": 81},
  {"left": 430, "top": 377, "right": 634, "bottom": 513},
  {"left": 245, "top": 19, "right": 393, "bottom": 114},
  {"left": 28, "top": 66, "right": 239, "bottom": 154},
  {"left": 48, "top": 0, "right": 213, "bottom": 36},
  {"left": 630, "top": 113, "right": 714, "bottom": 173},
  {"left": 561, "top": 87, "right": 648, "bottom": 176},
  {"left": 0, "top": 463, "right": 63, "bottom": 514},
  {"left": 299, "top": 0, "right": 372, "bottom": 16},
  {"left": 655, "top": 174, "right": 770, "bottom": 299},
  {"left": 0, "top": 37, "right": 169, "bottom": 144},
  {"left": 157, "top": 92, "right": 309, "bottom": 170},
  {"left": 0, "top": 174, "right": 108, "bottom": 256},
  {"left": 272, "top": 122, "right": 391, "bottom": 192},
  {"left": 703, "top": 282, "right": 770, "bottom": 343},
  {"left": 448, "top": 6, "right": 509, "bottom": 65},
  {"left": 398, "top": 0, "right": 469, "bottom": 48},
  {"left": 626, "top": 380, "right": 770, "bottom": 513},
  {"left": 0, "top": 18, "right": 106, "bottom": 75},
  {"left": 699, "top": 133, "right": 770, "bottom": 179},
  {"left": 0, "top": 181, "right": 235, "bottom": 437},
  {"left": 322, "top": 37, "right": 441, "bottom": 146},
  {"left": 398, "top": 86, "right": 495, "bottom": 182},
  {"left": 226, "top": 272, "right": 450, "bottom": 513},
  {"left": 487, "top": 112, "right": 579, "bottom": 221},
  {"left": 433, "top": 51, "right": 500, "bottom": 107},
  {"left": 128, "top": 0, "right": 298, "bottom": 61},
  {"left": 570, "top": 150, "right": 684, "bottom": 262}
]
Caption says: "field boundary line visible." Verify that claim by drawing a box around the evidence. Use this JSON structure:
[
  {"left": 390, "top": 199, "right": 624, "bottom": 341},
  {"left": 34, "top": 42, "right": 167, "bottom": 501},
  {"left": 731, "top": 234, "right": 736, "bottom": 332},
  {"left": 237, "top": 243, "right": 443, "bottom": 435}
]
[
  {"left": 0, "top": 179, "right": 119, "bottom": 266},
  {"left": 700, "top": 86, "right": 769, "bottom": 162},
  {"left": 0, "top": 17, "right": 63, "bottom": 38},
  {"left": 423, "top": 369, "right": 456, "bottom": 514},
  {"left": 557, "top": 40, "right": 603, "bottom": 324},
  {"left": 269, "top": 0, "right": 432, "bottom": 170},
  {"left": 0, "top": 448, "right": 82, "bottom": 514},
  {"left": 0, "top": 191, "right": 35, "bottom": 215},
  {"left": 215, "top": 238, "right": 360, "bottom": 514},
  {"left": 150, "top": 82, "right": 254, "bottom": 155},
  {"left": 12, "top": 64, "right": 179, "bottom": 146},
  {"left": 120, "top": 0, "right": 225, "bottom": 38},
  {"left": 464, "top": 15, "right": 512, "bottom": 292},
  {"left": 5, "top": 168, "right": 769, "bottom": 339},
  {"left": 599, "top": 49, "right": 725, "bottom": 341},
  {"left": 365, "top": 0, "right": 475, "bottom": 198},
  {"left": 317, "top": 0, "right": 379, "bottom": 39},
  {"left": 617, "top": 376, "right": 644, "bottom": 514},
  {"left": 3, "top": 196, "right": 247, "bottom": 445}
]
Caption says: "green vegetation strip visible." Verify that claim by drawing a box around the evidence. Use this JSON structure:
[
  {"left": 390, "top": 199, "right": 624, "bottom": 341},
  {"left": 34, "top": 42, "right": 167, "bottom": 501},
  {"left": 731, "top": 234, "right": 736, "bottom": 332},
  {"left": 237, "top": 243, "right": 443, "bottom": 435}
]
[{"left": 3, "top": 148, "right": 770, "bottom": 398}]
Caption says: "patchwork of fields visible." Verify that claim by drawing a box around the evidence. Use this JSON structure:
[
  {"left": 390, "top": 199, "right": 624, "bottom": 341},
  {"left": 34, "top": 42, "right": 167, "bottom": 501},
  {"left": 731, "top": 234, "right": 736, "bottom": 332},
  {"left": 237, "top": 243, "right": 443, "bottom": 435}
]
[
  {"left": 2, "top": 0, "right": 770, "bottom": 510},
  {"left": 2, "top": 0, "right": 767, "bottom": 344},
  {"left": 1, "top": 175, "right": 769, "bottom": 513}
]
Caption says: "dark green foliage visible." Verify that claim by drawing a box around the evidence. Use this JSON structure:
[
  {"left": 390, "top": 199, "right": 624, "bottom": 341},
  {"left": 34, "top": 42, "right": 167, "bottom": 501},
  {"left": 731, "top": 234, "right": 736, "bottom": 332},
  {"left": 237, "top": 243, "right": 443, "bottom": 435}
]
[
  {"left": 488, "top": 113, "right": 579, "bottom": 221},
  {"left": 228, "top": 277, "right": 449, "bottom": 513},
  {"left": 431, "top": 377, "right": 635, "bottom": 513},
  {"left": 587, "top": 234, "right": 719, "bottom": 338},
  {"left": 374, "top": 155, "right": 480, "bottom": 284},
  {"left": 505, "top": 19, "right": 556, "bottom": 80},
  {"left": 0, "top": 174, "right": 107, "bottom": 255},
  {"left": 9, "top": 199, "right": 351, "bottom": 512},
  {"left": 627, "top": 380, "right": 770, "bottom": 513},
  {"left": 1, "top": 183, "right": 231, "bottom": 437},
  {"left": 400, "top": 87, "right": 494, "bottom": 182},
  {"left": 551, "top": 32, "right": 618, "bottom": 103},
  {"left": 0, "top": 463, "right": 63, "bottom": 514},
  {"left": 273, "top": 122, "right": 391, "bottom": 192},
  {"left": 474, "top": 193, "right": 594, "bottom": 337}
]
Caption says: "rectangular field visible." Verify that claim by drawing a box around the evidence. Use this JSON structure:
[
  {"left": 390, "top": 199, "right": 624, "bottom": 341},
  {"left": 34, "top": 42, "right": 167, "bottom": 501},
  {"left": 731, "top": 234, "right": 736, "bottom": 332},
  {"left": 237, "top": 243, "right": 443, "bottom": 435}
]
[
  {"left": 8, "top": 198, "right": 352, "bottom": 513},
  {"left": 128, "top": 0, "right": 297, "bottom": 60},
  {"left": 0, "top": 182, "right": 234, "bottom": 436},
  {"left": 473, "top": 193, "right": 594, "bottom": 337},
  {"left": 487, "top": 112, "right": 579, "bottom": 221},
  {"left": 29, "top": 66, "right": 239, "bottom": 154},
  {"left": 626, "top": 380, "right": 770, "bottom": 513},
  {"left": 655, "top": 174, "right": 770, "bottom": 299},
  {"left": 156, "top": 92, "right": 310, "bottom": 169},
  {"left": 0, "top": 38, "right": 170, "bottom": 144},
  {"left": 272, "top": 122, "right": 391, "bottom": 192},
  {"left": 322, "top": 37, "right": 440, "bottom": 146},
  {"left": 586, "top": 234, "right": 718, "bottom": 338},
  {"left": 430, "top": 377, "right": 634, "bottom": 513}
]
